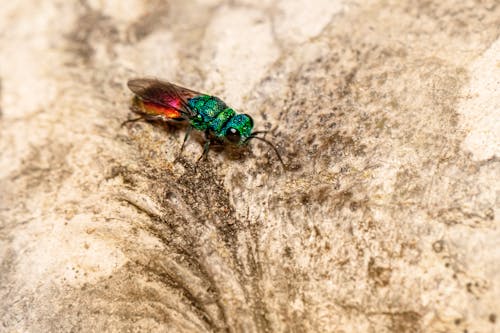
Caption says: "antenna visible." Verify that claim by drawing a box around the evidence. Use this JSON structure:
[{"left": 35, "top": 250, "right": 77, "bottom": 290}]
[{"left": 248, "top": 135, "right": 286, "bottom": 168}]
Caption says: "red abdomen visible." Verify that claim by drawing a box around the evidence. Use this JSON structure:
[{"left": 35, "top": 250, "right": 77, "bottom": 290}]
[{"left": 132, "top": 96, "right": 183, "bottom": 120}]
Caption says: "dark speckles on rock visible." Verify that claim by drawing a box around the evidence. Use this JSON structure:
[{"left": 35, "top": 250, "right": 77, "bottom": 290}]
[
  {"left": 368, "top": 257, "right": 392, "bottom": 287},
  {"left": 300, "top": 192, "right": 310, "bottom": 205},
  {"left": 314, "top": 186, "right": 331, "bottom": 205},
  {"left": 230, "top": 170, "right": 247, "bottom": 189},
  {"left": 432, "top": 240, "right": 444, "bottom": 253},
  {"left": 65, "top": 5, "right": 119, "bottom": 64},
  {"left": 127, "top": 4, "right": 170, "bottom": 41},
  {"left": 389, "top": 311, "right": 421, "bottom": 333}
]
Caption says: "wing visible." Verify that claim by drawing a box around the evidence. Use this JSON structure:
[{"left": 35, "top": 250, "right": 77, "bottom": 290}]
[{"left": 127, "top": 78, "right": 203, "bottom": 119}]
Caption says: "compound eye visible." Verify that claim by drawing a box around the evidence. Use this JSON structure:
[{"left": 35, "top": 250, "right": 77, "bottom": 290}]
[{"left": 226, "top": 127, "right": 241, "bottom": 143}]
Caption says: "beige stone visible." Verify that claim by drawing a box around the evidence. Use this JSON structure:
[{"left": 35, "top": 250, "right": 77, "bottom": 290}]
[{"left": 1, "top": 1, "right": 498, "bottom": 332}]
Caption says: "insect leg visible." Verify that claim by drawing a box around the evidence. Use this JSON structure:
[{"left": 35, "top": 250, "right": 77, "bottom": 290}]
[
  {"left": 121, "top": 111, "right": 164, "bottom": 128},
  {"left": 198, "top": 140, "right": 211, "bottom": 162},
  {"left": 194, "top": 140, "right": 211, "bottom": 170},
  {"left": 176, "top": 126, "right": 193, "bottom": 160},
  {"left": 120, "top": 116, "right": 144, "bottom": 128},
  {"left": 180, "top": 126, "right": 193, "bottom": 152},
  {"left": 196, "top": 130, "right": 212, "bottom": 165}
]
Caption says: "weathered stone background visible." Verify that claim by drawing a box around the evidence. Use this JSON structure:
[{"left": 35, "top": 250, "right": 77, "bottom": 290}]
[{"left": 0, "top": 1, "right": 499, "bottom": 332}]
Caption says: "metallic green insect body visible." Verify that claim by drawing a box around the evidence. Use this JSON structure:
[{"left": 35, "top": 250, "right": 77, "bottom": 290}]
[
  {"left": 127, "top": 78, "right": 284, "bottom": 166},
  {"left": 188, "top": 95, "right": 253, "bottom": 145}
]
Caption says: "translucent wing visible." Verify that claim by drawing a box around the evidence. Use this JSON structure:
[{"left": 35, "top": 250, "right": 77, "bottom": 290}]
[{"left": 127, "top": 78, "right": 203, "bottom": 119}]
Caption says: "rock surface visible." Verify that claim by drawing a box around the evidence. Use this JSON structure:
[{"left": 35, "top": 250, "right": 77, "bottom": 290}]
[{"left": 0, "top": 1, "right": 498, "bottom": 332}]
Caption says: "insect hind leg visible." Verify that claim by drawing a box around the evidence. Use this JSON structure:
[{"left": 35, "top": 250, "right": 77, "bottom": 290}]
[
  {"left": 175, "top": 126, "right": 193, "bottom": 162},
  {"left": 197, "top": 140, "right": 211, "bottom": 163},
  {"left": 180, "top": 126, "right": 193, "bottom": 154},
  {"left": 120, "top": 116, "right": 145, "bottom": 128},
  {"left": 194, "top": 130, "right": 213, "bottom": 170},
  {"left": 121, "top": 104, "right": 150, "bottom": 127},
  {"left": 193, "top": 140, "right": 211, "bottom": 172}
]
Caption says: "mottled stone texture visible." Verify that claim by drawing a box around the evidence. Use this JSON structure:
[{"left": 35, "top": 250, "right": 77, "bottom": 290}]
[{"left": 0, "top": 1, "right": 499, "bottom": 332}]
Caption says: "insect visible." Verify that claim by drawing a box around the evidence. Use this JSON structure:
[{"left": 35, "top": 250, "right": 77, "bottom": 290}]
[{"left": 126, "top": 78, "right": 285, "bottom": 167}]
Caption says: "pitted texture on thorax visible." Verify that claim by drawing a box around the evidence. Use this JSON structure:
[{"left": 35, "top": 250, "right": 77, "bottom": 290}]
[{"left": 188, "top": 95, "right": 228, "bottom": 130}]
